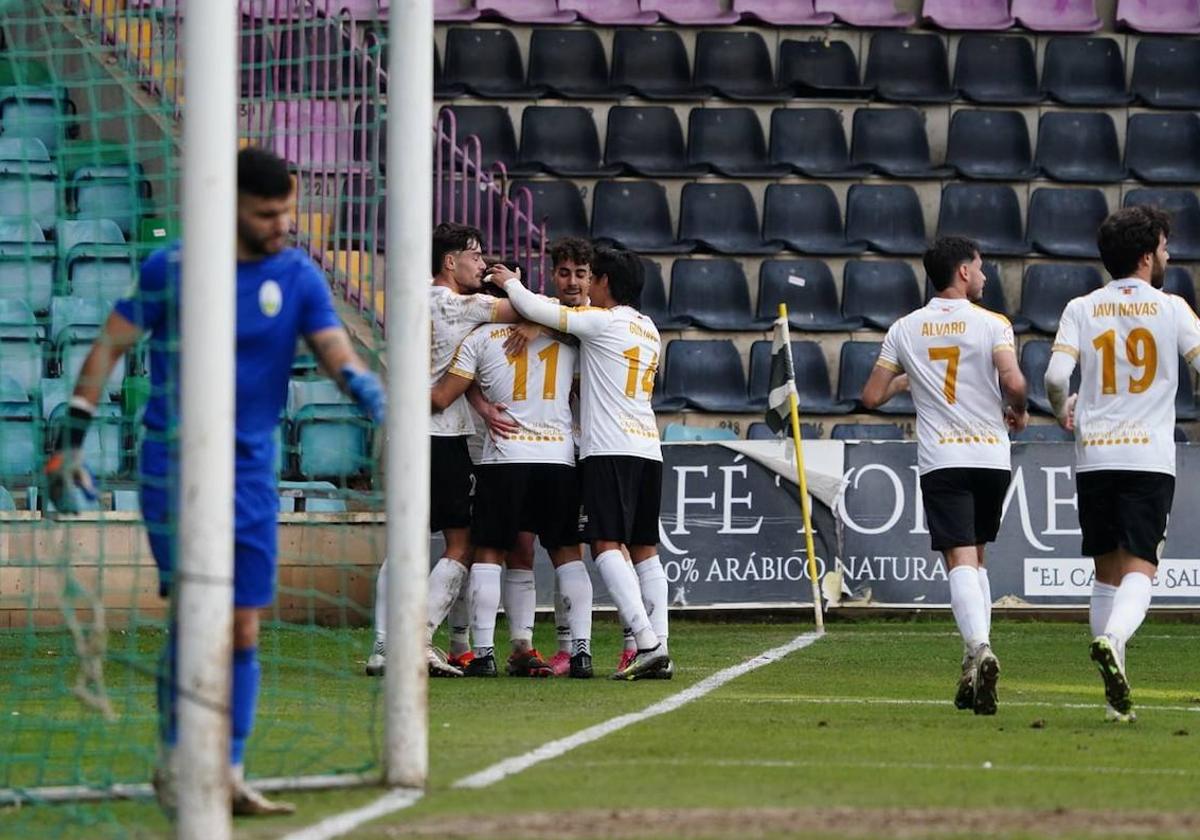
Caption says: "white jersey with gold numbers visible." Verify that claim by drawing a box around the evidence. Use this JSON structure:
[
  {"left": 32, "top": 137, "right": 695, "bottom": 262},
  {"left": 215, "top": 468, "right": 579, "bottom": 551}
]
[
  {"left": 429, "top": 283, "right": 501, "bottom": 437},
  {"left": 449, "top": 325, "right": 578, "bottom": 465},
  {"left": 878, "top": 298, "right": 1015, "bottom": 474},
  {"left": 1051, "top": 278, "right": 1200, "bottom": 476}
]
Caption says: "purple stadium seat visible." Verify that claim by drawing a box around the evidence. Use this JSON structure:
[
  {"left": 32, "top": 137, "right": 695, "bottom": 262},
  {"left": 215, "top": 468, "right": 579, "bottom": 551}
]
[
  {"left": 923, "top": 0, "right": 1014, "bottom": 30},
  {"left": 1011, "top": 0, "right": 1102, "bottom": 31},
  {"left": 733, "top": 0, "right": 834, "bottom": 25},
  {"left": 1116, "top": 0, "right": 1200, "bottom": 33},
  {"left": 270, "top": 101, "right": 353, "bottom": 173},
  {"left": 559, "top": 0, "right": 659, "bottom": 23},
  {"left": 434, "top": 0, "right": 480, "bottom": 21},
  {"left": 477, "top": 0, "right": 575, "bottom": 21},
  {"left": 333, "top": 1, "right": 383, "bottom": 17},
  {"left": 640, "top": 0, "right": 740, "bottom": 25},
  {"left": 815, "top": 0, "right": 915, "bottom": 27}
]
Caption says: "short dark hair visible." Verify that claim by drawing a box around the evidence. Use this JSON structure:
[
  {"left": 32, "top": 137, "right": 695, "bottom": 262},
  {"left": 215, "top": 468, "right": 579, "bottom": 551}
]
[
  {"left": 237, "top": 147, "right": 292, "bottom": 198},
  {"left": 549, "top": 236, "right": 594, "bottom": 270},
  {"left": 923, "top": 236, "right": 980, "bottom": 291},
  {"left": 432, "top": 222, "right": 482, "bottom": 276},
  {"left": 593, "top": 247, "right": 643, "bottom": 306},
  {"left": 1097, "top": 206, "right": 1171, "bottom": 280}
]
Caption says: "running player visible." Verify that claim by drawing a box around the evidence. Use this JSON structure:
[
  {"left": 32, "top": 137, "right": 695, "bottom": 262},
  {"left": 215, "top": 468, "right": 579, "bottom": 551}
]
[
  {"left": 500, "top": 247, "right": 671, "bottom": 681},
  {"left": 862, "top": 236, "right": 1027, "bottom": 715},
  {"left": 1045, "top": 206, "right": 1200, "bottom": 722},
  {"left": 44, "top": 147, "right": 385, "bottom": 814}
]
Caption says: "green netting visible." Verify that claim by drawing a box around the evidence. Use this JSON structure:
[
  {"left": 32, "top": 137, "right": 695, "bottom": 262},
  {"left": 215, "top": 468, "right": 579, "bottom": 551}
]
[{"left": 0, "top": 2, "right": 389, "bottom": 836}]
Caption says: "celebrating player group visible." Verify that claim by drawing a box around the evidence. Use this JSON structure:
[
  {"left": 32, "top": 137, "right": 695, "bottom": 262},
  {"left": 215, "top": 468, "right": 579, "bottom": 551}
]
[{"left": 866, "top": 207, "right": 1200, "bottom": 722}]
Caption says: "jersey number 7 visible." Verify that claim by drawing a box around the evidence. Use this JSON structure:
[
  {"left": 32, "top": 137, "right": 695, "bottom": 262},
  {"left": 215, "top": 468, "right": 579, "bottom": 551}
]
[{"left": 928, "top": 345, "right": 960, "bottom": 404}]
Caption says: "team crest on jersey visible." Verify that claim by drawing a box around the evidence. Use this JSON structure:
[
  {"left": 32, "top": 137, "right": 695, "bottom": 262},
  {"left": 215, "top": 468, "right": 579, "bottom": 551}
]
[{"left": 259, "top": 279, "right": 283, "bottom": 317}]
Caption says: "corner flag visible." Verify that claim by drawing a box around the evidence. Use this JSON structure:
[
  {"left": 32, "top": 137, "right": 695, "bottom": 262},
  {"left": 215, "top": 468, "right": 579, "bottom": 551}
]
[{"left": 765, "top": 315, "right": 798, "bottom": 434}]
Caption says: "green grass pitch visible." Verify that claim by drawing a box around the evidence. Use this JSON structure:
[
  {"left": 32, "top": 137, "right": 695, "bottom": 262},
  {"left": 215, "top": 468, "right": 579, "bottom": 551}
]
[{"left": 3, "top": 617, "right": 1200, "bottom": 839}]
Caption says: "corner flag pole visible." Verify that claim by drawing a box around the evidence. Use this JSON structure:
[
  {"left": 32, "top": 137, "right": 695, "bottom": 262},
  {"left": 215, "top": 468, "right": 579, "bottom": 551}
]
[{"left": 778, "top": 303, "right": 824, "bottom": 631}]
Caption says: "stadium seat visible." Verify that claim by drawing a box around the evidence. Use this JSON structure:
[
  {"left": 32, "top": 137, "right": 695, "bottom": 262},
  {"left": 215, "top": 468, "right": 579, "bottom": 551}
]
[
  {"left": 277, "top": 17, "right": 360, "bottom": 95},
  {"left": 443, "top": 28, "right": 536, "bottom": 99},
  {"left": 0, "top": 86, "right": 74, "bottom": 156},
  {"left": 836, "top": 341, "right": 915, "bottom": 414},
  {"left": 438, "top": 105, "right": 521, "bottom": 173},
  {"left": 1011, "top": 424, "right": 1072, "bottom": 442},
  {"left": 638, "top": 257, "right": 690, "bottom": 330},
  {"left": 337, "top": 173, "right": 385, "bottom": 251},
  {"left": 1026, "top": 187, "right": 1107, "bottom": 258},
  {"left": 945, "top": 109, "right": 1035, "bottom": 180},
  {"left": 1177, "top": 426, "right": 1191, "bottom": 443},
  {"left": 733, "top": 0, "right": 834, "bottom": 25},
  {"left": 477, "top": 0, "right": 576, "bottom": 23},
  {"left": 591, "top": 180, "right": 693, "bottom": 254},
  {"left": 687, "top": 107, "right": 789, "bottom": 177},
  {"left": 1021, "top": 339, "right": 1080, "bottom": 415},
  {"left": 831, "top": 422, "right": 905, "bottom": 441},
  {"left": 611, "top": 30, "right": 704, "bottom": 100},
  {"left": 923, "top": 0, "right": 1014, "bottom": 29},
  {"left": 845, "top": 184, "right": 928, "bottom": 255},
  {"left": 56, "top": 218, "right": 135, "bottom": 304},
  {"left": 511, "top": 179, "right": 589, "bottom": 242},
  {"left": 850, "top": 107, "right": 952, "bottom": 178},
  {"left": 435, "top": 0, "right": 481, "bottom": 21},
  {"left": 434, "top": 45, "right": 462, "bottom": 99},
  {"left": 652, "top": 359, "right": 686, "bottom": 413},
  {"left": 293, "top": 403, "right": 370, "bottom": 480},
  {"left": 923, "top": 262, "right": 1027, "bottom": 332},
  {"left": 517, "top": 107, "right": 619, "bottom": 177},
  {"left": 815, "top": 0, "right": 915, "bottom": 27},
  {"left": 1019, "top": 264, "right": 1103, "bottom": 335},
  {"left": 678, "top": 183, "right": 781, "bottom": 255},
  {"left": 270, "top": 100, "right": 352, "bottom": 173},
  {"left": 50, "top": 296, "right": 125, "bottom": 394},
  {"left": 1177, "top": 355, "right": 1198, "bottom": 421},
  {"left": 558, "top": 0, "right": 660, "bottom": 25},
  {"left": 604, "top": 106, "right": 702, "bottom": 177},
  {"left": 658, "top": 339, "right": 753, "bottom": 413},
  {"left": 1124, "top": 113, "right": 1200, "bottom": 184},
  {"left": 1123, "top": 189, "right": 1200, "bottom": 260},
  {"left": 761, "top": 184, "right": 867, "bottom": 255},
  {"left": 278, "top": 481, "right": 349, "bottom": 514},
  {"left": 640, "top": 0, "right": 740, "bottom": 25},
  {"left": 842, "top": 260, "right": 922, "bottom": 330},
  {"left": 777, "top": 39, "right": 871, "bottom": 99},
  {"left": 0, "top": 484, "right": 14, "bottom": 510},
  {"left": 0, "top": 138, "right": 58, "bottom": 232},
  {"left": 435, "top": 172, "right": 504, "bottom": 233},
  {"left": 44, "top": 384, "right": 124, "bottom": 478},
  {"left": 661, "top": 423, "right": 738, "bottom": 442},
  {"left": 667, "top": 259, "right": 757, "bottom": 331},
  {"left": 71, "top": 164, "right": 150, "bottom": 238},
  {"left": 1164, "top": 266, "right": 1197, "bottom": 313},
  {"left": 526, "top": 28, "right": 616, "bottom": 99},
  {"left": 0, "top": 216, "right": 54, "bottom": 313},
  {"left": 936, "top": 184, "right": 1028, "bottom": 256},
  {"left": 1116, "top": 0, "right": 1200, "bottom": 34},
  {"left": 693, "top": 31, "right": 786, "bottom": 101},
  {"left": 353, "top": 103, "right": 387, "bottom": 172},
  {"left": 747, "top": 339, "right": 852, "bottom": 414},
  {"left": 1034, "top": 112, "right": 1125, "bottom": 183},
  {"left": 863, "top": 32, "right": 955, "bottom": 103},
  {"left": 0, "top": 300, "right": 42, "bottom": 395},
  {"left": 1011, "top": 0, "right": 1102, "bottom": 31},
  {"left": 747, "top": 421, "right": 822, "bottom": 440},
  {"left": 953, "top": 35, "right": 1040, "bottom": 104},
  {"left": 768, "top": 108, "right": 868, "bottom": 178},
  {"left": 1131, "top": 38, "right": 1200, "bottom": 109},
  {"left": 0, "top": 375, "right": 37, "bottom": 477},
  {"left": 756, "top": 258, "right": 863, "bottom": 331},
  {"left": 1041, "top": 37, "right": 1131, "bottom": 105}
]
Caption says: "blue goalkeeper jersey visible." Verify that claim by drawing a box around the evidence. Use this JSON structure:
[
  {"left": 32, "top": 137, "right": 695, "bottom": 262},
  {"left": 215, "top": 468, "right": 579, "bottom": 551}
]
[{"left": 113, "top": 243, "right": 341, "bottom": 476}]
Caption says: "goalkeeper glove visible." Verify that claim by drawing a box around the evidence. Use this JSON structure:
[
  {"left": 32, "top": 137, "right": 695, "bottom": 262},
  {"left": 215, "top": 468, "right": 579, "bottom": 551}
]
[
  {"left": 342, "top": 366, "right": 386, "bottom": 425},
  {"left": 45, "top": 398, "right": 98, "bottom": 514}
]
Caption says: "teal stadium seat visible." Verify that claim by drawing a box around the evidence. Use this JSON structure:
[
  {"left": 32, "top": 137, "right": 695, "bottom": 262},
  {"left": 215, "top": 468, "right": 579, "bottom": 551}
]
[
  {"left": 0, "top": 215, "right": 55, "bottom": 313},
  {"left": 70, "top": 164, "right": 150, "bottom": 238},
  {"left": 42, "top": 377, "right": 125, "bottom": 478},
  {"left": 0, "top": 299, "right": 44, "bottom": 394},
  {"left": 0, "top": 484, "right": 15, "bottom": 511},
  {"left": 278, "top": 480, "right": 349, "bottom": 513},
  {"left": 0, "top": 85, "right": 74, "bottom": 155},
  {"left": 50, "top": 296, "right": 125, "bottom": 395},
  {"left": 0, "top": 138, "right": 58, "bottom": 233},
  {"left": 0, "top": 375, "right": 38, "bottom": 477},
  {"left": 287, "top": 378, "right": 370, "bottom": 480},
  {"left": 661, "top": 423, "right": 738, "bottom": 442},
  {"left": 57, "top": 219, "right": 135, "bottom": 304}
]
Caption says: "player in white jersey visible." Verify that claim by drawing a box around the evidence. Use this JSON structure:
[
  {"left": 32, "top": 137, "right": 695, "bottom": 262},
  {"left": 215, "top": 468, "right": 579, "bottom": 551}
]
[
  {"left": 366, "top": 223, "right": 520, "bottom": 678},
  {"left": 502, "top": 247, "right": 672, "bottom": 681},
  {"left": 863, "top": 237, "right": 1028, "bottom": 715},
  {"left": 1045, "top": 206, "right": 1200, "bottom": 721}
]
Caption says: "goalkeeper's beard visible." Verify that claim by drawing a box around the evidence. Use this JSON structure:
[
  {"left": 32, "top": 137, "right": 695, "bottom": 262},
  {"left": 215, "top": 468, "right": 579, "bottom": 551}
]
[{"left": 237, "top": 224, "right": 287, "bottom": 258}]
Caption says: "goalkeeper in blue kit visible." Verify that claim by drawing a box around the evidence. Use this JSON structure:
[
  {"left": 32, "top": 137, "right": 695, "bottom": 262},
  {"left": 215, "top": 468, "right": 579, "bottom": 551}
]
[{"left": 44, "top": 148, "right": 385, "bottom": 816}]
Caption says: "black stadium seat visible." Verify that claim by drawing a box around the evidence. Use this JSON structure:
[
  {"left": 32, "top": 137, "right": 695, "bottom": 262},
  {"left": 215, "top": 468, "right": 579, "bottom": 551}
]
[
  {"left": 953, "top": 35, "right": 1041, "bottom": 104},
  {"left": 837, "top": 341, "right": 916, "bottom": 415},
  {"left": 747, "top": 340, "right": 852, "bottom": 414},
  {"left": 1124, "top": 113, "right": 1200, "bottom": 184},
  {"left": 945, "top": 109, "right": 1035, "bottom": 181},
  {"left": 659, "top": 339, "right": 752, "bottom": 413},
  {"left": 443, "top": 28, "right": 537, "bottom": 99},
  {"left": 1012, "top": 424, "right": 1073, "bottom": 442},
  {"left": 678, "top": 183, "right": 781, "bottom": 255},
  {"left": 842, "top": 260, "right": 922, "bottom": 330},
  {"left": 1035, "top": 112, "right": 1126, "bottom": 183},
  {"left": 1177, "top": 356, "right": 1198, "bottom": 421},
  {"left": 864, "top": 31, "right": 955, "bottom": 103},
  {"left": 851, "top": 107, "right": 952, "bottom": 179},
  {"left": 667, "top": 259, "right": 758, "bottom": 331},
  {"left": 611, "top": 29, "right": 704, "bottom": 100},
  {"left": 591, "top": 180, "right": 694, "bottom": 254},
  {"left": 936, "top": 183, "right": 1028, "bottom": 256},
  {"left": 638, "top": 258, "right": 690, "bottom": 330},
  {"left": 1026, "top": 187, "right": 1107, "bottom": 258},
  {"left": 1124, "top": 189, "right": 1200, "bottom": 260},
  {"left": 527, "top": 28, "right": 617, "bottom": 99},
  {"left": 1021, "top": 339, "right": 1080, "bottom": 415},
  {"left": 439, "top": 105, "right": 522, "bottom": 173},
  {"left": 755, "top": 258, "right": 865, "bottom": 331},
  {"left": 761, "top": 184, "right": 866, "bottom": 255},
  {"left": 831, "top": 422, "right": 905, "bottom": 441},
  {"left": 777, "top": 39, "right": 871, "bottom": 99},
  {"left": 510, "top": 179, "right": 589, "bottom": 241},
  {"left": 517, "top": 106, "right": 620, "bottom": 177},
  {"left": 1041, "top": 37, "right": 1131, "bottom": 105},
  {"left": 845, "top": 184, "right": 928, "bottom": 255},
  {"left": 693, "top": 30, "right": 786, "bottom": 101},
  {"left": 687, "top": 107, "right": 789, "bottom": 177},
  {"left": 923, "top": 263, "right": 1026, "bottom": 332},
  {"left": 769, "top": 108, "right": 868, "bottom": 178},
  {"left": 604, "top": 106, "right": 702, "bottom": 177},
  {"left": 1164, "top": 266, "right": 1197, "bottom": 313},
  {"left": 1131, "top": 38, "right": 1200, "bottom": 109},
  {"left": 1019, "top": 264, "right": 1103, "bottom": 335}
]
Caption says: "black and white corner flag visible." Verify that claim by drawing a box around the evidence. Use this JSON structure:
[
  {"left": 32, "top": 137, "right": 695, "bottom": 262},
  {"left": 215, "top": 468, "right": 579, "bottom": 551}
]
[{"left": 765, "top": 315, "right": 797, "bottom": 434}]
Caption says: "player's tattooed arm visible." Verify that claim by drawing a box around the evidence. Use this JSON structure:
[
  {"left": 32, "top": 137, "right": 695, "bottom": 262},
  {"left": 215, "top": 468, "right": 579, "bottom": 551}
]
[
  {"left": 307, "top": 326, "right": 387, "bottom": 424},
  {"left": 1044, "top": 351, "right": 1077, "bottom": 431},
  {"left": 993, "top": 347, "right": 1028, "bottom": 431},
  {"left": 861, "top": 365, "right": 905, "bottom": 410}
]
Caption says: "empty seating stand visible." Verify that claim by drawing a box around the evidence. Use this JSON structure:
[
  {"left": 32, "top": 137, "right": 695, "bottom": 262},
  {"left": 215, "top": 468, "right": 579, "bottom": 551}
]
[
  {"left": 864, "top": 32, "right": 954, "bottom": 103},
  {"left": 667, "top": 259, "right": 758, "bottom": 330},
  {"left": 0, "top": 300, "right": 42, "bottom": 396},
  {"left": 845, "top": 184, "right": 927, "bottom": 255},
  {"left": 1125, "top": 113, "right": 1200, "bottom": 184},
  {"left": 762, "top": 184, "right": 866, "bottom": 255},
  {"left": 1019, "top": 264, "right": 1103, "bottom": 334},
  {"left": 851, "top": 107, "right": 951, "bottom": 179},
  {"left": 611, "top": 30, "right": 704, "bottom": 101},
  {"left": 687, "top": 107, "right": 789, "bottom": 177},
  {"left": 769, "top": 108, "right": 867, "bottom": 178},
  {"left": 1011, "top": 0, "right": 1102, "bottom": 32},
  {"left": 527, "top": 29, "right": 616, "bottom": 99},
  {"left": 954, "top": 35, "right": 1040, "bottom": 104},
  {"left": 1026, "top": 187, "right": 1107, "bottom": 258},
  {"left": 605, "top": 106, "right": 701, "bottom": 177},
  {"left": 1034, "top": 112, "right": 1125, "bottom": 183},
  {"left": 658, "top": 339, "right": 752, "bottom": 413},
  {"left": 754, "top": 258, "right": 864, "bottom": 331},
  {"left": 678, "top": 183, "right": 780, "bottom": 255},
  {"left": 837, "top": 341, "right": 915, "bottom": 414},
  {"left": 748, "top": 339, "right": 852, "bottom": 414},
  {"left": 923, "top": 0, "right": 1014, "bottom": 30},
  {"left": 0, "top": 215, "right": 54, "bottom": 313},
  {"left": 777, "top": 39, "right": 871, "bottom": 99},
  {"left": 842, "top": 260, "right": 922, "bottom": 330},
  {"left": 693, "top": 31, "right": 786, "bottom": 101},
  {"left": 1132, "top": 39, "right": 1200, "bottom": 109},
  {"left": 1116, "top": 0, "right": 1200, "bottom": 34},
  {"left": 517, "top": 107, "right": 619, "bottom": 177},
  {"left": 936, "top": 184, "right": 1027, "bottom": 256},
  {"left": 1124, "top": 189, "right": 1200, "bottom": 260},
  {"left": 592, "top": 180, "right": 693, "bottom": 254},
  {"left": 945, "top": 109, "right": 1035, "bottom": 180},
  {"left": 1041, "top": 37, "right": 1130, "bottom": 106}
]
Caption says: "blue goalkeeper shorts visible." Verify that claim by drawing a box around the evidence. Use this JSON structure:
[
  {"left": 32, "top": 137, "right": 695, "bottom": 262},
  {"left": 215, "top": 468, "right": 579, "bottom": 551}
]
[{"left": 139, "top": 439, "right": 280, "bottom": 608}]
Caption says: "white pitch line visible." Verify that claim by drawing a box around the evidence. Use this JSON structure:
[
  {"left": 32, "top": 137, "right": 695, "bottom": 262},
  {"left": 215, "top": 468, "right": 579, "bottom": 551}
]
[
  {"left": 279, "top": 787, "right": 423, "bottom": 840},
  {"left": 720, "top": 695, "right": 1200, "bottom": 713},
  {"left": 452, "top": 629, "right": 824, "bottom": 789}
]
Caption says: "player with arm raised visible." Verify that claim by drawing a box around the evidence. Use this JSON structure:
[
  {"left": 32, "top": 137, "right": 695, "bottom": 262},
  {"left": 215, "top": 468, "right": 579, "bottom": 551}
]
[
  {"left": 1044, "top": 206, "right": 1200, "bottom": 723},
  {"left": 501, "top": 247, "right": 671, "bottom": 681},
  {"left": 862, "top": 236, "right": 1027, "bottom": 716},
  {"left": 44, "top": 148, "right": 385, "bottom": 816}
]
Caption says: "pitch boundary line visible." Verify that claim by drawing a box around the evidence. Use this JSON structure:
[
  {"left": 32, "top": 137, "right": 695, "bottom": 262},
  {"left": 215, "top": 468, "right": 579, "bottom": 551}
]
[
  {"left": 281, "top": 629, "right": 824, "bottom": 840},
  {"left": 724, "top": 696, "right": 1200, "bottom": 713}
]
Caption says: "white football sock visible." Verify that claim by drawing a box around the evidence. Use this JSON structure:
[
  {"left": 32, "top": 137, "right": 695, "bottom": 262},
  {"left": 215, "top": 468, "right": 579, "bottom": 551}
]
[
  {"left": 594, "top": 550, "right": 657, "bottom": 650},
  {"left": 1089, "top": 581, "right": 1117, "bottom": 638},
  {"left": 502, "top": 568, "right": 536, "bottom": 648},
  {"left": 426, "top": 557, "right": 468, "bottom": 644},
  {"left": 553, "top": 581, "right": 571, "bottom": 654},
  {"left": 635, "top": 555, "right": 669, "bottom": 647},
  {"left": 1104, "top": 571, "right": 1153, "bottom": 651},
  {"left": 948, "top": 566, "right": 989, "bottom": 653},
  {"left": 555, "top": 560, "right": 593, "bottom": 653},
  {"left": 469, "top": 563, "right": 502, "bottom": 656},
  {"left": 373, "top": 558, "right": 388, "bottom": 643},
  {"left": 977, "top": 566, "right": 992, "bottom": 636},
  {"left": 447, "top": 586, "right": 471, "bottom": 656}
]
